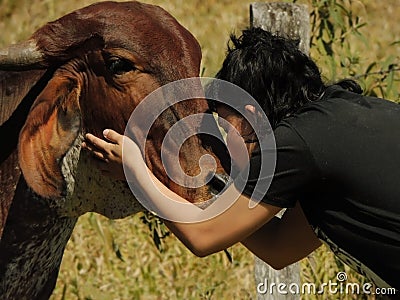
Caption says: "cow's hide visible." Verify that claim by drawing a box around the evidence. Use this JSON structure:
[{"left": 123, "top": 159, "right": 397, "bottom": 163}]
[{"left": 0, "top": 1, "right": 228, "bottom": 298}]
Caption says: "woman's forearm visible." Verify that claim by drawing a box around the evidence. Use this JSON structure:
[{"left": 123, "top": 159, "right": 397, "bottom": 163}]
[
  {"left": 125, "top": 151, "right": 282, "bottom": 256},
  {"left": 84, "top": 130, "right": 281, "bottom": 257},
  {"left": 123, "top": 152, "right": 206, "bottom": 220}
]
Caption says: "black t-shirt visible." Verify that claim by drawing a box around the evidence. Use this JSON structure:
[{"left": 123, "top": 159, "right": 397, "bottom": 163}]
[{"left": 238, "top": 85, "right": 400, "bottom": 289}]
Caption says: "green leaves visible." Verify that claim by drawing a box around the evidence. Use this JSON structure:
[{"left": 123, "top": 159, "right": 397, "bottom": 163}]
[{"left": 306, "top": 0, "right": 399, "bottom": 101}]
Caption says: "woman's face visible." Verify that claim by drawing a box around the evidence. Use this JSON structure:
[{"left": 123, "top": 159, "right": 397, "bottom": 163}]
[{"left": 215, "top": 104, "right": 257, "bottom": 170}]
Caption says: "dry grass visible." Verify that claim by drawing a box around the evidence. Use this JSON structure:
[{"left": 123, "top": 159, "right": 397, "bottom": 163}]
[
  {"left": 0, "top": 0, "right": 399, "bottom": 299},
  {"left": 52, "top": 213, "right": 255, "bottom": 299}
]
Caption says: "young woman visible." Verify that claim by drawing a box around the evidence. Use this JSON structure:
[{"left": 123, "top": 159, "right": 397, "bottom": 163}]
[{"left": 83, "top": 28, "right": 400, "bottom": 289}]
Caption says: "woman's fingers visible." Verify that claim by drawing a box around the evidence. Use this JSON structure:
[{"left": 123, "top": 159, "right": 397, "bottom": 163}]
[
  {"left": 85, "top": 133, "right": 111, "bottom": 150},
  {"left": 83, "top": 134, "right": 112, "bottom": 160},
  {"left": 82, "top": 141, "right": 108, "bottom": 161},
  {"left": 81, "top": 130, "right": 127, "bottom": 181},
  {"left": 83, "top": 131, "right": 124, "bottom": 164},
  {"left": 93, "top": 150, "right": 109, "bottom": 161},
  {"left": 103, "top": 129, "right": 123, "bottom": 144},
  {"left": 81, "top": 141, "right": 94, "bottom": 152}
]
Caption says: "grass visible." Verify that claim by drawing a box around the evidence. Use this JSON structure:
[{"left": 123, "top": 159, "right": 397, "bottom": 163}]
[
  {"left": 0, "top": 0, "right": 399, "bottom": 299},
  {"left": 52, "top": 213, "right": 255, "bottom": 299}
]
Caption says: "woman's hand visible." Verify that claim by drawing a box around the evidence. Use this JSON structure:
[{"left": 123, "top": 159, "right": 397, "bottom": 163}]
[{"left": 82, "top": 129, "right": 138, "bottom": 181}]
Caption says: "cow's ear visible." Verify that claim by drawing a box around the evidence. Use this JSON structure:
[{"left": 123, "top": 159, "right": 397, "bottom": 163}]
[{"left": 18, "top": 77, "right": 81, "bottom": 198}]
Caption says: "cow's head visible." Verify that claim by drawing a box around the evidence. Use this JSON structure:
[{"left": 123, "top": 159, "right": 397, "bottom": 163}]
[{"left": 0, "top": 1, "right": 229, "bottom": 219}]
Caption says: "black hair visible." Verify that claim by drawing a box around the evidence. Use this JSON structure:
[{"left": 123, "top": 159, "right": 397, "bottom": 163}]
[{"left": 213, "top": 27, "right": 362, "bottom": 128}]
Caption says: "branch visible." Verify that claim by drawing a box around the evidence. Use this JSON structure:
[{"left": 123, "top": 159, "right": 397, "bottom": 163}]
[{"left": 353, "top": 65, "right": 400, "bottom": 80}]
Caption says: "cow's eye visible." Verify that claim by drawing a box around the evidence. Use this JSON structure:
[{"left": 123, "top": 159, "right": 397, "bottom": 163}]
[{"left": 107, "top": 58, "right": 136, "bottom": 75}]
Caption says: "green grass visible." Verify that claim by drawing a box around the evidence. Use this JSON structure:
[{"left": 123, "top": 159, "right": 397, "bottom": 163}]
[{"left": 1, "top": 0, "right": 399, "bottom": 299}]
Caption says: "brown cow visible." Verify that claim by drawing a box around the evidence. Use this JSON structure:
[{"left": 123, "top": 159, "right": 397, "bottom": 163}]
[{"left": 0, "top": 1, "right": 229, "bottom": 298}]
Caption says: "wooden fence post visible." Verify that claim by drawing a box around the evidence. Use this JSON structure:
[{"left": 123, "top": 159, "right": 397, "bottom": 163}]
[
  {"left": 249, "top": 3, "right": 310, "bottom": 299},
  {"left": 250, "top": 2, "right": 310, "bottom": 53}
]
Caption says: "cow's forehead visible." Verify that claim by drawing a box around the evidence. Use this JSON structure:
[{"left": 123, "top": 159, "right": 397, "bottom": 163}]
[{"left": 35, "top": 1, "right": 201, "bottom": 80}]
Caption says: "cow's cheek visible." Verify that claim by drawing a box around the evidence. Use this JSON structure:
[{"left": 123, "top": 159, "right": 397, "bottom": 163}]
[
  {"left": 124, "top": 73, "right": 161, "bottom": 105},
  {"left": 113, "top": 72, "right": 162, "bottom": 127}
]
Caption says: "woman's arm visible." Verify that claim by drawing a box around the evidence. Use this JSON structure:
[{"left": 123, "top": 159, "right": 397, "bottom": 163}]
[
  {"left": 84, "top": 129, "right": 282, "bottom": 257},
  {"left": 242, "top": 201, "right": 322, "bottom": 269}
]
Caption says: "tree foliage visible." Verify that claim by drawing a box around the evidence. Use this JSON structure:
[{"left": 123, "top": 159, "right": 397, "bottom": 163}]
[{"left": 304, "top": 0, "right": 400, "bottom": 101}]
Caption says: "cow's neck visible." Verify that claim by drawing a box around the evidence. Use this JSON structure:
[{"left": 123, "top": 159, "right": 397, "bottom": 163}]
[
  {"left": 54, "top": 132, "right": 144, "bottom": 219},
  {"left": 0, "top": 177, "right": 77, "bottom": 299}
]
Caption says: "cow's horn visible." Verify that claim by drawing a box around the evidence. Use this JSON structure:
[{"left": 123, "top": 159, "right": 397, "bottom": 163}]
[{"left": 0, "top": 40, "right": 45, "bottom": 70}]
